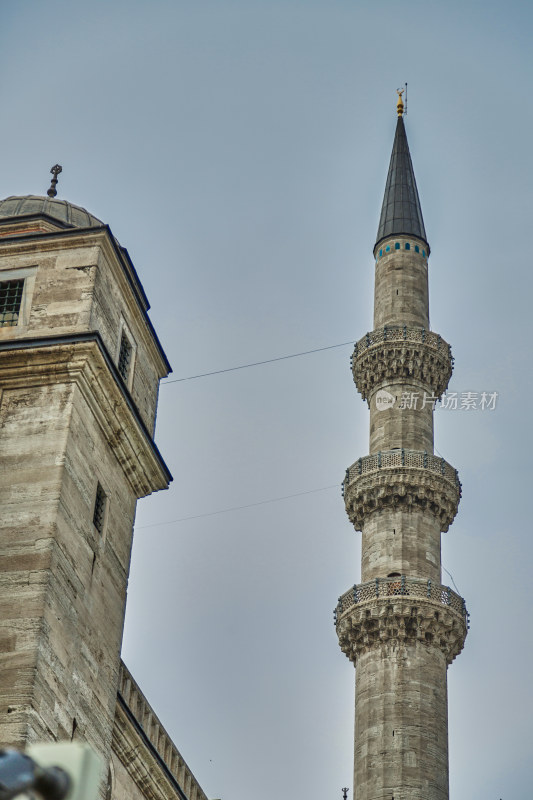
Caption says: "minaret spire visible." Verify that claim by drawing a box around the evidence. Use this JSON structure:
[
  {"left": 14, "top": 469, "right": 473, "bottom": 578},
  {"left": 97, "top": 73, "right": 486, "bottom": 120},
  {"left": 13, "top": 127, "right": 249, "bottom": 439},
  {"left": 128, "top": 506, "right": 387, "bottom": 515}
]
[{"left": 375, "top": 106, "right": 428, "bottom": 253}]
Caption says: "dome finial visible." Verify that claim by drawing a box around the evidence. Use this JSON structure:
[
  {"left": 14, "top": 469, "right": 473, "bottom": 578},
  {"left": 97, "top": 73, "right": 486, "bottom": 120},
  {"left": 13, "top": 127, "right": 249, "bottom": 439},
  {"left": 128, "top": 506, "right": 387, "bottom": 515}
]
[
  {"left": 47, "top": 164, "right": 62, "bottom": 198},
  {"left": 396, "top": 88, "right": 405, "bottom": 117}
]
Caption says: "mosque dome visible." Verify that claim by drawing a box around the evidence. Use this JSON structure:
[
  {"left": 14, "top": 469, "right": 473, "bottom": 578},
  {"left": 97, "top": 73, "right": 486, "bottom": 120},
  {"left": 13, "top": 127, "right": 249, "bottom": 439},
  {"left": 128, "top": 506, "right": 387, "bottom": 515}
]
[{"left": 0, "top": 195, "right": 104, "bottom": 229}]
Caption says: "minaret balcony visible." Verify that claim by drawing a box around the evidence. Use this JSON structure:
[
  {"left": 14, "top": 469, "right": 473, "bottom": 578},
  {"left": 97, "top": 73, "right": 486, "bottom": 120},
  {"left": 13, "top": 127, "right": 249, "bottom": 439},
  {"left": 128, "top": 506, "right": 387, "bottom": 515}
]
[
  {"left": 351, "top": 326, "right": 453, "bottom": 400},
  {"left": 343, "top": 449, "right": 461, "bottom": 532},
  {"left": 335, "top": 575, "right": 468, "bottom": 665}
]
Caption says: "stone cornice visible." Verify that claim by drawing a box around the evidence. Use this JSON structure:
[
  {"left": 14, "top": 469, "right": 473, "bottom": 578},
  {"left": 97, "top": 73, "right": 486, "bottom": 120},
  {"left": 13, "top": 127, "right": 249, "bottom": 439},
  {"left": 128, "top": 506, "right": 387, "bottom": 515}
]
[
  {"left": 0, "top": 333, "right": 171, "bottom": 496},
  {"left": 113, "top": 700, "right": 188, "bottom": 800},
  {"left": 343, "top": 450, "right": 460, "bottom": 532},
  {"left": 335, "top": 581, "right": 467, "bottom": 666},
  {"left": 114, "top": 662, "right": 207, "bottom": 800},
  {"left": 351, "top": 326, "right": 452, "bottom": 400}
]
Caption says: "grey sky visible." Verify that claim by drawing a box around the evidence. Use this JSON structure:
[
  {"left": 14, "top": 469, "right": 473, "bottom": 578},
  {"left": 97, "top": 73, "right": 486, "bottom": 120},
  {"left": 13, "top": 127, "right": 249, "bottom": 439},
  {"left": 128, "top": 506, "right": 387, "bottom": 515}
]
[{"left": 2, "top": 1, "right": 532, "bottom": 798}]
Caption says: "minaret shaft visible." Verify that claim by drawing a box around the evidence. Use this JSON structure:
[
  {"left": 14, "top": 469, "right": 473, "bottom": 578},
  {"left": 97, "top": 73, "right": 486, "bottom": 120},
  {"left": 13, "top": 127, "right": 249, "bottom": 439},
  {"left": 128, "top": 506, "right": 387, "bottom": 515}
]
[
  {"left": 364, "top": 233, "right": 439, "bottom": 585},
  {"left": 336, "top": 105, "right": 467, "bottom": 800},
  {"left": 361, "top": 509, "right": 442, "bottom": 583},
  {"left": 370, "top": 235, "right": 433, "bottom": 456},
  {"left": 354, "top": 645, "right": 449, "bottom": 800},
  {"left": 373, "top": 237, "right": 429, "bottom": 330}
]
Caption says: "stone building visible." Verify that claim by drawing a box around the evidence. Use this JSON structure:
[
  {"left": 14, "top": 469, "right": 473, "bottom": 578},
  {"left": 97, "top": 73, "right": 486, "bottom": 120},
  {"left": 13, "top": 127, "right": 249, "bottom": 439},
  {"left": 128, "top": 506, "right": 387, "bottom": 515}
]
[
  {"left": 335, "top": 94, "right": 468, "bottom": 799},
  {"left": 0, "top": 189, "right": 209, "bottom": 800}
]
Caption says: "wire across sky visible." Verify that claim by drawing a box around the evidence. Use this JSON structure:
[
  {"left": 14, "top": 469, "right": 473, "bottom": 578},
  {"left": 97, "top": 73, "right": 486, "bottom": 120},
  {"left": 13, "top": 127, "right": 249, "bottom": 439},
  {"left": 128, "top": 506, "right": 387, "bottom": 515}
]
[{"left": 162, "top": 340, "right": 355, "bottom": 384}]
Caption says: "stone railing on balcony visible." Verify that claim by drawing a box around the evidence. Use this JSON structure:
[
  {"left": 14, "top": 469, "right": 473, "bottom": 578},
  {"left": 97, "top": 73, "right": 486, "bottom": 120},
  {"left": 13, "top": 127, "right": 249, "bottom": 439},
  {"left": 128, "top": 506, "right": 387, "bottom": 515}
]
[
  {"left": 335, "top": 575, "right": 467, "bottom": 622},
  {"left": 335, "top": 575, "right": 468, "bottom": 665},
  {"left": 344, "top": 449, "right": 460, "bottom": 486},
  {"left": 342, "top": 450, "right": 461, "bottom": 532},
  {"left": 351, "top": 325, "right": 453, "bottom": 399},
  {"left": 114, "top": 661, "right": 208, "bottom": 800},
  {"left": 353, "top": 326, "right": 451, "bottom": 357}
]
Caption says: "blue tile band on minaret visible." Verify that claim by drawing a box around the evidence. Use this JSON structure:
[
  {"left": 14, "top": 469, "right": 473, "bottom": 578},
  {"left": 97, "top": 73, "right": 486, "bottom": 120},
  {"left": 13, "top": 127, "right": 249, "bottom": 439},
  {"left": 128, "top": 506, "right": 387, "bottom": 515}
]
[{"left": 375, "top": 115, "right": 429, "bottom": 254}]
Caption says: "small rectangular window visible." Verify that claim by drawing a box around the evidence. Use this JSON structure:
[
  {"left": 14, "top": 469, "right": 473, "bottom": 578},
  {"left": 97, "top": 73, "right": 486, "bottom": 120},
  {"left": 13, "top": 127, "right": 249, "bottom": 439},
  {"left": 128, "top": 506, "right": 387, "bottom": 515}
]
[
  {"left": 117, "top": 332, "right": 132, "bottom": 382},
  {"left": 405, "top": 242, "right": 410, "bottom": 250},
  {"left": 0, "top": 279, "right": 24, "bottom": 327},
  {"left": 93, "top": 483, "right": 107, "bottom": 533}
]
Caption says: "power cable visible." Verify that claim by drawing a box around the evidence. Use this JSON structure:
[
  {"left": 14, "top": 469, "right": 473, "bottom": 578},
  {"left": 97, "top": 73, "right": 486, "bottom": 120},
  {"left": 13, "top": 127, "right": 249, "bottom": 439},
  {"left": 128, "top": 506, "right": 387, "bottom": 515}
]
[
  {"left": 162, "top": 340, "right": 354, "bottom": 384},
  {"left": 137, "top": 483, "right": 465, "bottom": 599},
  {"left": 136, "top": 484, "right": 339, "bottom": 528}
]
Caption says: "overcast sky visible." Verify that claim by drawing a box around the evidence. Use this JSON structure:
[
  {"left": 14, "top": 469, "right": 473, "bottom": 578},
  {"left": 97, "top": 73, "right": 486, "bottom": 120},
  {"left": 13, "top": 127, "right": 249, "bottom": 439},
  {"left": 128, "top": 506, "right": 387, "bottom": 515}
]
[{"left": 2, "top": 2, "right": 532, "bottom": 799}]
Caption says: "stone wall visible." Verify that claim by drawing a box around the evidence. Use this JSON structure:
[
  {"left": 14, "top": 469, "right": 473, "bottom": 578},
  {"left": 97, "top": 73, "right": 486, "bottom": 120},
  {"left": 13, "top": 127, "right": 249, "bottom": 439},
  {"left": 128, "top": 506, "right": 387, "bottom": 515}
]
[{"left": 0, "top": 214, "right": 180, "bottom": 800}]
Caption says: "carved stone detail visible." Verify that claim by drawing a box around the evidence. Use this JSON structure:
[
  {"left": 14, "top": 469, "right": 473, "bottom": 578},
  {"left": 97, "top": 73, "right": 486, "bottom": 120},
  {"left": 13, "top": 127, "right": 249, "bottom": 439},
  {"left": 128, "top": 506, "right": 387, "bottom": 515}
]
[
  {"left": 351, "top": 326, "right": 453, "bottom": 400},
  {"left": 336, "top": 595, "right": 467, "bottom": 666},
  {"left": 113, "top": 661, "right": 208, "bottom": 800},
  {"left": 343, "top": 451, "right": 461, "bottom": 532}
]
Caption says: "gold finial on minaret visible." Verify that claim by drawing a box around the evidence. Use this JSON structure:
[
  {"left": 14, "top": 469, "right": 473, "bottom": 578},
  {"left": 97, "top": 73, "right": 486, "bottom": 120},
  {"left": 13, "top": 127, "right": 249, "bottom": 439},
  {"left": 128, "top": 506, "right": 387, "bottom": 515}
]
[{"left": 396, "top": 88, "right": 405, "bottom": 117}]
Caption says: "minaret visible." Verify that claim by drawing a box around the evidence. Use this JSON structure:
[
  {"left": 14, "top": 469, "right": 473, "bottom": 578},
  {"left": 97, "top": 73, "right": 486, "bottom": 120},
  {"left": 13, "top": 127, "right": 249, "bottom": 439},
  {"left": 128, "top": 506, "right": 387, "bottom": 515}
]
[{"left": 335, "top": 94, "right": 468, "bottom": 800}]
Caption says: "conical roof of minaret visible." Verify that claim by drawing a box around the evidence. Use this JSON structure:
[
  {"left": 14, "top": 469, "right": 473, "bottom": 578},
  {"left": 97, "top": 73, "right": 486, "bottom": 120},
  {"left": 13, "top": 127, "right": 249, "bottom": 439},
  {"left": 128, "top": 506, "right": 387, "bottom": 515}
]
[{"left": 375, "top": 114, "right": 429, "bottom": 254}]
